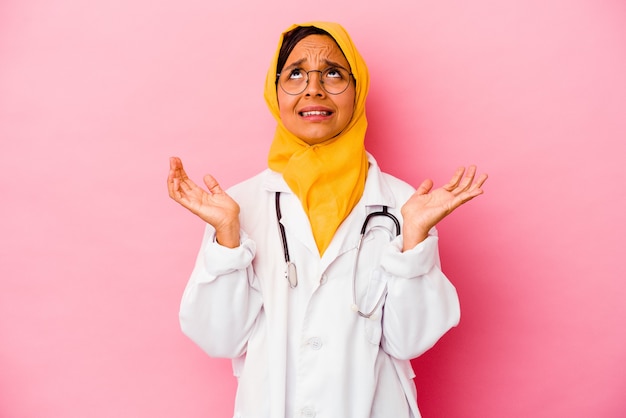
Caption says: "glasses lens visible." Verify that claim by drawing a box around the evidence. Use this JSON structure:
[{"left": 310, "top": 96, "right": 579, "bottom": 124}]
[
  {"left": 279, "top": 68, "right": 307, "bottom": 95},
  {"left": 279, "top": 68, "right": 351, "bottom": 95},
  {"left": 321, "top": 68, "right": 350, "bottom": 94}
]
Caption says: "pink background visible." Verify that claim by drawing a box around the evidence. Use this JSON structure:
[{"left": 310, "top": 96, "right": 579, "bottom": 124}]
[{"left": 1, "top": 0, "right": 625, "bottom": 417}]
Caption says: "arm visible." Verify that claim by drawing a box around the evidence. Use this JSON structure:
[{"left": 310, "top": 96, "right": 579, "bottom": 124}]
[
  {"left": 179, "top": 227, "right": 263, "bottom": 358},
  {"left": 167, "top": 157, "right": 263, "bottom": 357},
  {"left": 380, "top": 166, "right": 488, "bottom": 359},
  {"left": 379, "top": 231, "right": 459, "bottom": 360}
]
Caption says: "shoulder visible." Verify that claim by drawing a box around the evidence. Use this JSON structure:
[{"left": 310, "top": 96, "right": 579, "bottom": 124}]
[
  {"left": 366, "top": 154, "right": 416, "bottom": 203},
  {"left": 225, "top": 170, "right": 276, "bottom": 228},
  {"left": 226, "top": 170, "right": 271, "bottom": 197},
  {"left": 380, "top": 171, "right": 415, "bottom": 195},
  {"left": 378, "top": 172, "right": 416, "bottom": 207},
  {"left": 226, "top": 169, "right": 288, "bottom": 214}
]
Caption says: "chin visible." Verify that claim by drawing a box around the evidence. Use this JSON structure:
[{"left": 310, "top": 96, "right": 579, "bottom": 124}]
[
  {"left": 302, "top": 137, "right": 334, "bottom": 146},
  {"left": 299, "top": 130, "right": 339, "bottom": 145}
]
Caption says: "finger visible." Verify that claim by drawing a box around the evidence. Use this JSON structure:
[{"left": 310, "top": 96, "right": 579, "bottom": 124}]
[
  {"left": 169, "top": 156, "right": 182, "bottom": 170},
  {"left": 416, "top": 179, "right": 434, "bottom": 195},
  {"left": 169, "top": 176, "right": 187, "bottom": 201},
  {"left": 453, "top": 182, "right": 486, "bottom": 207},
  {"left": 469, "top": 173, "right": 488, "bottom": 192},
  {"left": 459, "top": 191, "right": 483, "bottom": 208},
  {"left": 167, "top": 178, "right": 177, "bottom": 199},
  {"left": 167, "top": 157, "right": 179, "bottom": 183},
  {"left": 167, "top": 157, "right": 182, "bottom": 198},
  {"left": 169, "top": 157, "right": 186, "bottom": 180},
  {"left": 171, "top": 157, "right": 191, "bottom": 181},
  {"left": 168, "top": 157, "right": 196, "bottom": 198},
  {"left": 454, "top": 165, "right": 477, "bottom": 193},
  {"left": 443, "top": 167, "right": 465, "bottom": 191},
  {"left": 203, "top": 174, "right": 223, "bottom": 195},
  {"left": 179, "top": 176, "right": 195, "bottom": 192}
]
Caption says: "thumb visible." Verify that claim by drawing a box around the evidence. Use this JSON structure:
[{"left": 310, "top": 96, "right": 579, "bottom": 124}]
[
  {"left": 416, "top": 179, "right": 434, "bottom": 196},
  {"left": 203, "top": 174, "right": 224, "bottom": 194}
]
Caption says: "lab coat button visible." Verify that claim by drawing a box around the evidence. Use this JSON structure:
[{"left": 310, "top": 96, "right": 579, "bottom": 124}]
[
  {"left": 308, "top": 337, "right": 323, "bottom": 350},
  {"left": 301, "top": 407, "right": 316, "bottom": 417},
  {"left": 320, "top": 274, "right": 328, "bottom": 285}
]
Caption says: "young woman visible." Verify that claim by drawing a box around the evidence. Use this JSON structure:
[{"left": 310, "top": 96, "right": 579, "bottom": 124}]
[{"left": 167, "top": 21, "right": 487, "bottom": 418}]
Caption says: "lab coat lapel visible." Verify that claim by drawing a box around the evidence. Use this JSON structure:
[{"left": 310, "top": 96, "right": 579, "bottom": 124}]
[
  {"left": 319, "top": 198, "right": 364, "bottom": 270},
  {"left": 263, "top": 157, "right": 398, "bottom": 272},
  {"left": 320, "top": 155, "right": 398, "bottom": 271},
  {"left": 263, "top": 172, "right": 320, "bottom": 259}
]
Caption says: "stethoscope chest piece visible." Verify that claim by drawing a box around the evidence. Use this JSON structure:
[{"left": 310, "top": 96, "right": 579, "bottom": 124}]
[
  {"left": 286, "top": 261, "right": 298, "bottom": 288},
  {"left": 276, "top": 192, "right": 298, "bottom": 288}
]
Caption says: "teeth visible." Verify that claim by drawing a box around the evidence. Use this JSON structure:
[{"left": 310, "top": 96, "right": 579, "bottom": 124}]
[{"left": 301, "top": 111, "right": 330, "bottom": 116}]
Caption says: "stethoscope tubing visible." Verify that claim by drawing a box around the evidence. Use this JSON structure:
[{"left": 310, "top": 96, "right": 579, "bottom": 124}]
[
  {"left": 275, "top": 192, "right": 401, "bottom": 317},
  {"left": 352, "top": 208, "right": 400, "bottom": 318},
  {"left": 275, "top": 192, "right": 298, "bottom": 288}
]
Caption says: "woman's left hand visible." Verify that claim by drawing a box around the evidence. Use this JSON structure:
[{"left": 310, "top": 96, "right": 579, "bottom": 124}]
[{"left": 401, "top": 166, "right": 488, "bottom": 251}]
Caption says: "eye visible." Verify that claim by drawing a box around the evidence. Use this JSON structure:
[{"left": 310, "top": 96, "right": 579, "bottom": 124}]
[
  {"left": 325, "top": 68, "right": 344, "bottom": 79},
  {"left": 288, "top": 68, "right": 304, "bottom": 80}
]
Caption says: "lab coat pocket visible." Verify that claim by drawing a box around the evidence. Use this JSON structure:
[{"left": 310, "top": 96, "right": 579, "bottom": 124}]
[{"left": 364, "top": 269, "right": 387, "bottom": 345}]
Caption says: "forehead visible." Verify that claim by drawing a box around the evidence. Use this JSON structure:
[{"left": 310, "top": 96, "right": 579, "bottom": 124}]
[{"left": 285, "top": 34, "right": 349, "bottom": 67}]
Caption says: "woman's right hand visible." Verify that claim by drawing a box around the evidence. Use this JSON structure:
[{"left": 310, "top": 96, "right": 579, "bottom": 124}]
[{"left": 167, "top": 157, "right": 241, "bottom": 248}]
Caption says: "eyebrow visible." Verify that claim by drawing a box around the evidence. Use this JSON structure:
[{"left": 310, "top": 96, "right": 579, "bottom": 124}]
[{"left": 282, "top": 58, "right": 349, "bottom": 72}]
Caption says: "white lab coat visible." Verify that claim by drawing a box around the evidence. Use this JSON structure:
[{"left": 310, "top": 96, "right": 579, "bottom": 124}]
[{"left": 179, "top": 154, "right": 460, "bottom": 418}]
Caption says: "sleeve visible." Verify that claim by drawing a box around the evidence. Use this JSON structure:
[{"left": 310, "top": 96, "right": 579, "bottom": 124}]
[
  {"left": 378, "top": 227, "right": 461, "bottom": 360},
  {"left": 179, "top": 225, "right": 264, "bottom": 359}
]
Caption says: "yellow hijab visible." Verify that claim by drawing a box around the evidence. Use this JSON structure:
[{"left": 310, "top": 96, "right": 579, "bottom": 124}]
[{"left": 264, "top": 21, "right": 370, "bottom": 255}]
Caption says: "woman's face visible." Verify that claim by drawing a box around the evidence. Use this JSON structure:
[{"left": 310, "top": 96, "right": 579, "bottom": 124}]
[{"left": 277, "top": 34, "right": 356, "bottom": 145}]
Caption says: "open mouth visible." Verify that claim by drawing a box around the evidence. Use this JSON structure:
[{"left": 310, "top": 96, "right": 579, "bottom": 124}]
[{"left": 300, "top": 110, "right": 332, "bottom": 117}]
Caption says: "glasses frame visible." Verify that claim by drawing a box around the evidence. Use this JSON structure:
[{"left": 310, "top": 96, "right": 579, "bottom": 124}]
[{"left": 276, "top": 67, "right": 354, "bottom": 96}]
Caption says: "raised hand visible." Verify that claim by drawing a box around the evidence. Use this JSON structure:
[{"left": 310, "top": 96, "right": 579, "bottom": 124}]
[
  {"left": 167, "top": 157, "right": 240, "bottom": 248},
  {"left": 401, "top": 166, "right": 488, "bottom": 251}
]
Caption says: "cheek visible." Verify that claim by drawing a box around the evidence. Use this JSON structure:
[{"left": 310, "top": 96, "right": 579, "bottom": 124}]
[
  {"left": 278, "top": 105, "right": 294, "bottom": 127},
  {"left": 339, "top": 93, "right": 356, "bottom": 124},
  {"left": 277, "top": 93, "right": 294, "bottom": 118}
]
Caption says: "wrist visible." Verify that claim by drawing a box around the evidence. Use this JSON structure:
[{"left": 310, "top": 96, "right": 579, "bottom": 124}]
[
  {"left": 401, "top": 227, "right": 429, "bottom": 252},
  {"left": 215, "top": 221, "right": 240, "bottom": 248}
]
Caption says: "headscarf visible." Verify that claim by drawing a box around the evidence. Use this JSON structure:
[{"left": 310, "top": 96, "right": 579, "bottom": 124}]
[{"left": 264, "top": 21, "right": 370, "bottom": 255}]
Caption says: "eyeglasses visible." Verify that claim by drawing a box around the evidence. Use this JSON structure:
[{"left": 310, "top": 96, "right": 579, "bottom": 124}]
[{"left": 276, "top": 67, "right": 353, "bottom": 95}]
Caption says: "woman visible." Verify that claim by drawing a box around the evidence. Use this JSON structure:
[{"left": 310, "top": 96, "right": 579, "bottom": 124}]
[{"left": 168, "top": 21, "right": 487, "bottom": 418}]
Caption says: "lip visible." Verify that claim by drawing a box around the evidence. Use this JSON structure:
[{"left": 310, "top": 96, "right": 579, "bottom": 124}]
[{"left": 298, "top": 105, "right": 334, "bottom": 121}]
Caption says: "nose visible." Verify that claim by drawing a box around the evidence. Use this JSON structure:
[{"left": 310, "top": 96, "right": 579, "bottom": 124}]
[{"left": 304, "top": 70, "right": 325, "bottom": 96}]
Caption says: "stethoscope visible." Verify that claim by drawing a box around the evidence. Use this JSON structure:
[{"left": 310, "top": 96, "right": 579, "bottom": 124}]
[{"left": 275, "top": 192, "right": 401, "bottom": 319}]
